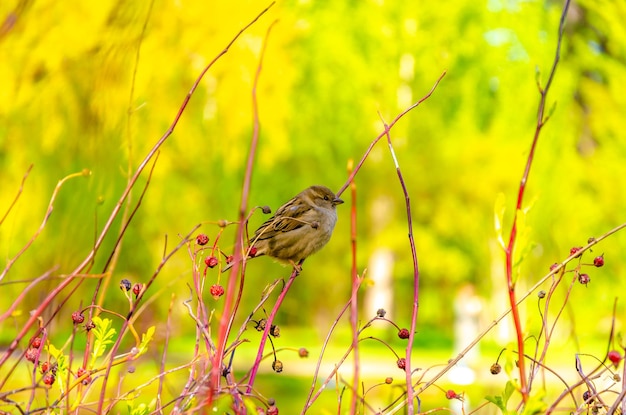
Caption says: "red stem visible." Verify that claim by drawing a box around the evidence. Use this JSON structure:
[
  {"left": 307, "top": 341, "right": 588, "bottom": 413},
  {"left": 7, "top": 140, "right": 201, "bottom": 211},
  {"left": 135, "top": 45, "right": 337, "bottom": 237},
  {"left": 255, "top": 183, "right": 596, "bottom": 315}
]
[
  {"left": 209, "top": 9, "right": 275, "bottom": 402},
  {"left": 504, "top": 0, "right": 570, "bottom": 403}
]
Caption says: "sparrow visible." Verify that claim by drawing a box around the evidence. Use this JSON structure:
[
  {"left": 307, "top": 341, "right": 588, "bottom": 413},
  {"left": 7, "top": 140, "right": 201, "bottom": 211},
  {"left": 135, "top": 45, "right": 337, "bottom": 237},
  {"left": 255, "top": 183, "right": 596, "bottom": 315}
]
[{"left": 223, "top": 185, "right": 343, "bottom": 272}]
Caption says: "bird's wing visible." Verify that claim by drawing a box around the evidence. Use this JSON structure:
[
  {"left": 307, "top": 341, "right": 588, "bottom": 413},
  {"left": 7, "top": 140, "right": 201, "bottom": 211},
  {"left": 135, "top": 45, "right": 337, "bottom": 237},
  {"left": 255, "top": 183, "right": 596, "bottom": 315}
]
[{"left": 252, "top": 197, "right": 311, "bottom": 241}]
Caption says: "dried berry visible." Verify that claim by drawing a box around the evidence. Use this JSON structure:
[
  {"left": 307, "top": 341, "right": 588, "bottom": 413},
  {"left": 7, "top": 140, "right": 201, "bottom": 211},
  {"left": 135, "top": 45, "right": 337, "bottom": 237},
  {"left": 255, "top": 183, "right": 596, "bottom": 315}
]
[
  {"left": 40, "top": 361, "right": 50, "bottom": 373},
  {"left": 376, "top": 308, "right": 387, "bottom": 318},
  {"left": 490, "top": 363, "right": 502, "bottom": 375},
  {"left": 298, "top": 348, "right": 309, "bottom": 358},
  {"left": 132, "top": 283, "right": 143, "bottom": 298},
  {"left": 25, "top": 348, "right": 39, "bottom": 363},
  {"left": 31, "top": 337, "right": 42, "bottom": 349},
  {"left": 205, "top": 256, "right": 218, "bottom": 268},
  {"left": 256, "top": 319, "right": 267, "bottom": 331},
  {"left": 77, "top": 367, "right": 92, "bottom": 385},
  {"left": 196, "top": 234, "right": 209, "bottom": 246},
  {"left": 608, "top": 350, "right": 622, "bottom": 367},
  {"left": 226, "top": 255, "right": 234, "bottom": 264},
  {"left": 537, "top": 290, "right": 546, "bottom": 299},
  {"left": 267, "top": 403, "right": 279, "bottom": 415},
  {"left": 210, "top": 284, "right": 224, "bottom": 299},
  {"left": 398, "top": 328, "right": 410, "bottom": 339},
  {"left": 272, "top": 360, "right": 283, "bottom": 373},
  {"left": 593, "top": 255, "right": 605, "bottom": 267},
  {"left": 583, "top": 390, "right": 594, "bottom": 404},
  {"left": 578, "top": 273, "right": 590, "bottom": 286},
  {"left": 85, "top": 321, "right": 96, "bottom": 331},
  {"left": 270, "top": 325, "right": 280, "bottom": 337},
  {"left": 570, "top": 246, "right": 583, "bottom": 258},
  {"left": 71, "top": 311, "right": 85, "bottom": 324},
  {"left": 261, "top": 205, "right": 272, "bottom": 214},
  {"left": 119, "top": 279, "right": 132, "bottom": 291},
  {"left": 397, "top": 358, "right": 406, "bottom": 371},
  {"left": 385, "top": 377, "right": 393, "bottom": 384},
  {"left": 42, "top": 372, "right": 55, "bottom": 386}
]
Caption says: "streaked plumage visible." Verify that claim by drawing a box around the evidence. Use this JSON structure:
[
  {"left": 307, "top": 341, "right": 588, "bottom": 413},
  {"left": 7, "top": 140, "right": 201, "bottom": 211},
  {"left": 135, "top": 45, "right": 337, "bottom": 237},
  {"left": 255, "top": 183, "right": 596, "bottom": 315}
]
[{"left": 223, "top": 185, "right": 343, "bottom": 272}]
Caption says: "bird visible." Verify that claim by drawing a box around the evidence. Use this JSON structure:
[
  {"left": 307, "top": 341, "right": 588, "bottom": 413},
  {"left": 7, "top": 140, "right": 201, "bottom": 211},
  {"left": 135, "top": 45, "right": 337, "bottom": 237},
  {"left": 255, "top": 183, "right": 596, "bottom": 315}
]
[{"left": 223, "top": 185, "right": 344, "bottom": 273}]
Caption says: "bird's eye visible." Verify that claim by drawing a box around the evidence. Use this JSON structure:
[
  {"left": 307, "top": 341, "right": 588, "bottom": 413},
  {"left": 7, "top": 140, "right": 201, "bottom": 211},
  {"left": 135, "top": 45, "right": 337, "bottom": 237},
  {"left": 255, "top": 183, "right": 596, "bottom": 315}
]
[{"left": 324, "top": 195, "right": 329, "bottom": 201}]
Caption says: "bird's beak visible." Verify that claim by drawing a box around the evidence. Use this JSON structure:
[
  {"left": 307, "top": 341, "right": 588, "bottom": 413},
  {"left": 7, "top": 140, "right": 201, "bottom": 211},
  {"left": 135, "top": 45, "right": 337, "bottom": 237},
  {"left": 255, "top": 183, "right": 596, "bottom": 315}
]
[{"left": 333, "top": 197, "right": 344, "bottom": 206}]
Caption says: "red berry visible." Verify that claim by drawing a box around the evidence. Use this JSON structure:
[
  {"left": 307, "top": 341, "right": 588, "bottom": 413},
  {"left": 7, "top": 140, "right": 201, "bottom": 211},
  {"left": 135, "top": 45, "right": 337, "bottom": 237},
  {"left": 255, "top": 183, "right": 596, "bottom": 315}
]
[
  {"left": 398, "top": 328, "right": 410, "bottom": 339},
  {"left": 42, "top": 372, "right": 55, "bottom": 385},
  {"left": 25, "top": 348, "right": 39, "bottom": 363},
  {"left": 385, "top": 377, "right": 393, "bottom": 384},
  {"left": 196, "top": 234, "right": 209, "bottom": 246},
  {"left": 71, "top": 311, "right": 85, "bottom": 324},
  {"left": 132, "top": 283, "right": 143, "bottom": 298},
  {"left": 549, "top": 263, "right": 559, "bottom": 272},
  {"left": 608, "top": 350, "right": 622, "bottom": 367},
  {"left": 397, "top": 357, "right": 406, "bottom": 370},
  {"left": 446, "top": 389, "right": 461, "bottom": 400},
  {"left": 205, "top": 256, "right": 218, "bottom": 268},
  {"left": 593, "top": 255, "right": 605, "bottom": 267},
  {"left": 570, "top": 246, "right": 583, "bottom": 258},
  {"left": 249, "top": 246, "right": 258, "bottom": 257},
  {"left": 31, "top": 337, "right": 42, "bottom": 349},
  {"left": 298, "top": 347, "right": 309, "bottom": 358},
  {"left": 40, "top": 361, "right": 50, "bottom": 373},
  {"left": 267, "top": 404, "right": 279, "bottom": 415},
  {"left": 226, "top": 255, "right": 234, "bottom": 264},
  {"left": 77, "top": 367, "right": 92, "bottom": 385},
  {"left": 210, "top": 284, "right": 224, "bottom": 299},
  {"left": 578, "top": 273, "right": 590, "bottom": 286}
]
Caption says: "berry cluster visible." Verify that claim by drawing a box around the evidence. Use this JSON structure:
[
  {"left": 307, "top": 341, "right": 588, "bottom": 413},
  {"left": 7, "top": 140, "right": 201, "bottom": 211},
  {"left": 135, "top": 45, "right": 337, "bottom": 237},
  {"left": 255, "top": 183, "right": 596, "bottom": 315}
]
[{"left": 551, "top": 247, "right": 605, "bottom": 287}]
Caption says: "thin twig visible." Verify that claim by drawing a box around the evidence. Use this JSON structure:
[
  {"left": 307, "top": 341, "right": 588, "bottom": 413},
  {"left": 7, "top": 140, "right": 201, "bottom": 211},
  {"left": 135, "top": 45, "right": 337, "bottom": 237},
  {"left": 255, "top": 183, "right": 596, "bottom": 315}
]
[
  {"left": 336, "top": 71, "right": 446, "bottom": 198},
  {"left": 0, "top": 163, "right": 33, "bottom": 227}
]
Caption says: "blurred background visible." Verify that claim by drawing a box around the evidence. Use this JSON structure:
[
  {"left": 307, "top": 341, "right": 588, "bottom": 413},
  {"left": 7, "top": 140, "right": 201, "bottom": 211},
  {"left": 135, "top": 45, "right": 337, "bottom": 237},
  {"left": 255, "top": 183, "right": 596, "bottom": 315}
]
[{"left": 1, "top": 0, "right": 625, "bottom": 412}]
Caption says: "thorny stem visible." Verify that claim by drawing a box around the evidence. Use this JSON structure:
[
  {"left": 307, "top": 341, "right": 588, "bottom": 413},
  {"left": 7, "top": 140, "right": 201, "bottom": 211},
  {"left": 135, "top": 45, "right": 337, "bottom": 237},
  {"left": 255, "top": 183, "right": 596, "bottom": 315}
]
[{"left": 505, "top": 0, "right": 570, "bottom": 403}]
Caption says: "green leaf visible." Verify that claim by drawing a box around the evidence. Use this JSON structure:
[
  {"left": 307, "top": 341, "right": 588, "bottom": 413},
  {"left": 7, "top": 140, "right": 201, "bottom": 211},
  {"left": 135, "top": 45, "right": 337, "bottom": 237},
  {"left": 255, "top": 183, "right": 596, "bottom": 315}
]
[
  {"left": 485, "top": 381, "right": 519, "bottom": 415},
  {"left": 45, "top": 343, "right": 68, "bottom": 392},
  {"left": 485, "top": 394, "right": 506, "bottom": 412},
  {"left": 91, "top": 316, "right": 116, "bottom": 367},
  {"left": 135, "top": 326, "right": 155, "bottom": 357}
]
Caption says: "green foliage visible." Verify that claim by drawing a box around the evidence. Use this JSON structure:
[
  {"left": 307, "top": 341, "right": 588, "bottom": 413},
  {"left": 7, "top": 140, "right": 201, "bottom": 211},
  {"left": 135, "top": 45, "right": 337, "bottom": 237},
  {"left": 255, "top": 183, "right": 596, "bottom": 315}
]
[
  {"left": 126, "top": 395, "right": 156, "bottom": 415},
  {"left": 1, "top": 0, "right": 626, "bottom": 413},
  {"left": 136, "top": 325, "right": 155, "bottom": 358},
  {"left": 90, "top": 316, "right": 116, "bottom": 367},
  {"left": 486, "top": 380, "right": 516, "bottom": 415}
]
